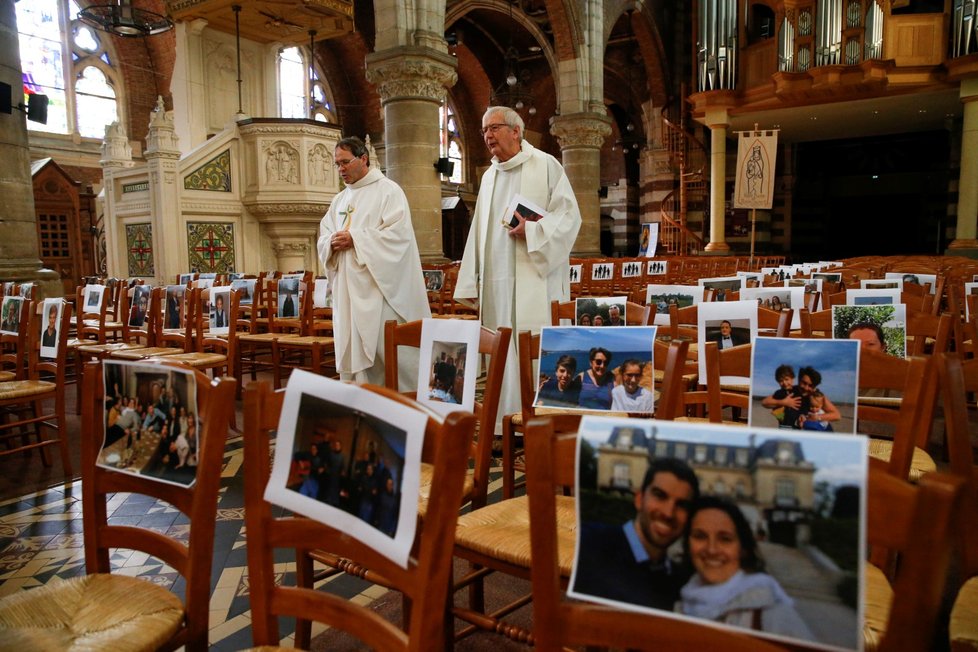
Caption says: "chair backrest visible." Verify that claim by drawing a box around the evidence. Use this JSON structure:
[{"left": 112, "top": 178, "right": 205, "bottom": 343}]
[
  {"left": 866, "top": 459, "right": 963, "bottom": 652},
  {"left": 524, "top": 416, "right": 788, "bottom": 652},
  {"left": 76, "top": 282, "right": 110, "bottom": 343},
  {"left": 651, "top": 339, "right": 692, "bottom": 419},
  {"left": 1, "top": 297, "right": 32, "bottom": 380},
  {"left": 756, "top": 306, "right": 793, "bottom": 337},
  {"left": 935, "top": 352, "right": 978, "bottom": 580},
  {"left": 28, "top": 299, "right": 72, "bottom": 384},
  {"left": 384, "top": 319, "right": 511, "bottom": 509},
  {"left": 857, "top": 352, "right": 937, "bottom": 480},
  {"left": 124, "top": 284, "right": 156, "bottom": 346},
  {"left": 80, "top": 359, "right": 236, "bottom": 650},
  {"left": 904, "top": 310, "right": 952, "bottom": 356},
  {"left": 192, "top": 286, "right": 239, "bottom": 363},
  {"left": 668, "top": 303, "right": 699, "bottom": 341},
  {"left": 242, "top": 381, "right": 475, "bottom": 650},
  {"left": 797, "top": 307, "right": 832, "bottom": 338},
  {"left": 697, "top": 340, "right": 752, "bottom": 422},
  {"left": 157, "top": 286, "right": 195, "bottom": 352}
]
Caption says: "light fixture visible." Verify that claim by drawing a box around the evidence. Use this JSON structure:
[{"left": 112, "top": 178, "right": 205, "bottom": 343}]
[
  {"left": 489, "top": 1, "right": 537, "bottom": 116},
  {"left": 78, "top": 1, "right": 173, "bottom": 37}
]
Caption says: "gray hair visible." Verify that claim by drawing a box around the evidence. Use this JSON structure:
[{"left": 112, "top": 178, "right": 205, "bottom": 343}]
[
  {"left": 483, "top": 106, "right": 524, "bottom": 137},
  {"left": 335, "top": 136, "right": 369, "bottom": 166}
]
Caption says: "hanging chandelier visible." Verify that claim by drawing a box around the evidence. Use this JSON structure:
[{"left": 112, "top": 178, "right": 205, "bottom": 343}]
[
  {"left": 78, "top": 1, "right": 174, "bottom": 38},
  {"left": 490, "top": 45, "right": 537, "bottom": 116}
]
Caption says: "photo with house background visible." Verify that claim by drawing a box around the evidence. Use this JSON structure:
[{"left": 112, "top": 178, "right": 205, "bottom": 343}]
[{"left": 571, "top": 416, "right": 865, "bottom": 652}]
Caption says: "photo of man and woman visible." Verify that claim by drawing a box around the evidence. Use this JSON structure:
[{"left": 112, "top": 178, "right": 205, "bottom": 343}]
[
  {"left": 534, "top": 326, "right": 657, "bottom": 413},
  {"left": 571, "top": 415, "right": 866, "bottom": 651},
  {"left": 98, "top": 360, "right": 200, "bottom": 487},
  {"left": 750, "top": 338, "right": 859, "bottom": 433},
  {"left": 267, "top": 372, "right": 427, "bottom": 568}
]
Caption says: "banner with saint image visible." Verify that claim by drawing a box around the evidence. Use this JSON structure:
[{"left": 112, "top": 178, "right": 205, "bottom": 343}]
[{"left": 733, "top": 129, "right": 778, "bottom": 209}]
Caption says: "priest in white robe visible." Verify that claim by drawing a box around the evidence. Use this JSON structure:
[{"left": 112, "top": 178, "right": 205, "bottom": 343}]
[
  {"left": 454, "top": 107, "right": 582, "bottom": 432},
  {"left": 317, "top": 136, "right": 430, "bottom": 388}
]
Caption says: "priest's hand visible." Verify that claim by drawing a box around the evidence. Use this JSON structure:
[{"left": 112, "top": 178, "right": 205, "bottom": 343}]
[
  {"left": 331, "top": 230, "right": 354, "bottom": 251},
  {"left": 507, "top": 211, "right": 527, "bottom": 239}
]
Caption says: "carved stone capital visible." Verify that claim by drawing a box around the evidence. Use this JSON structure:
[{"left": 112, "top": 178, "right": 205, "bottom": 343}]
[
  {"left": 271, "top": 241, "right": 310, "bottom": 255},
  {"left": 365, "top": 47, "right": 458, "bottom": 105},
  {"left": 244, "top": 202, "right": 330, "bottom": 218},
  {"left": 550, "top": 112, "right": 613, "bottom": 150}
]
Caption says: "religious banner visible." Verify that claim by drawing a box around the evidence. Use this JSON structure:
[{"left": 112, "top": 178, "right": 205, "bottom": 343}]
[{"left": 733, "top": 129, "right": 778, "bottom": 209}]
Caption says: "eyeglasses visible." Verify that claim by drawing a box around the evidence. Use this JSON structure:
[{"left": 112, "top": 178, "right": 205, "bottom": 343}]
[
  {"left": 593, "top": 358, "right": 608, "bottom": 366},
  {"left": 481, "top": 123, "right": 510, "bottom": 136},
  {"left": 334, "top": 157, "right": 361, "bottom": 168}
]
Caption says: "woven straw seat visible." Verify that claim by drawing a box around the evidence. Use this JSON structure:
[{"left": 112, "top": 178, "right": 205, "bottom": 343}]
[
  {"left": 950, "top": 577, "right": 978, "bottom": 651},
  {"left": 454, "top": 494, "right": 576, "bottom": 576},
  {"left": 0, "top": 371, "right": 14, "bottom": 382},
  {"left": 276, "top": 335, "right": 333, "bottom": 346},
  {"left": 653, "top": 368, "right": 698, "bottom": 386},
  {"left": 417, "top": 462, "right": 475, "bottom": 519},
  {"left": 859, "top": 395, "right": 903, "bottom": 409},
  {"left": 0, "top": 379, "right": 56, "bottom": 400},
  {"left": 76, "top": 342, "right": 145, "bottom": 355},
  {"left": 110, "top": 347, "right": 184, "bottom": 360},
  {"left": 864, "top": 562, "right": 891, "bottom": 652},
  {"left": 152, "top": 351, "right": 227, "bottom": 367},
  {"left": 867, "top": 438, "right": 935, "bottom": 482},
  {"left": 237, "top": 331, "right": 295, "bottom": 343},
  {"left": 0, "top": 574, "right": 184, "bottom": 651}
]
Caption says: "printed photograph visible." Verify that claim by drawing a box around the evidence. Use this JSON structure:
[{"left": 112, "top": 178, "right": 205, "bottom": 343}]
[
  {"left": 534, "top": 326, "right": 657, "bottom": 413},
  {"left": 231, "top": 278, "right": 256, "bottom": 306},
  {"left": 698, "top": 276, "right": 743, "bottom": 301},
  {"left": 576, "top": 297, "right": 628, "bottom": 327},
  {"left": 423, "top": 269, "right": 445, "bottom": 292},
  {"left": 571, "top": 416, "right": 866, "bottom": 652},
  {"left": 749, "top": 338, "right": 859, "bottom": 433},
  {"left": 416, "top": 318, "right": 481, "bottom": 416},
  {"left": 268, "top": 372, "right": 426, "bottom": 568},
  {"left": 39, "top": 299, "right": 62, "bottom": 359},
  {"left": 83, "top": 284, "right": 105, "bottom": 312},
  {"left": 885, "top": 272, "right": 937, "bottom": 294},
  {"left": 638, "top": 223, "right": 652, "bottom": 256},
  {"left": 209, "top": 287, "right": 231, "bottom": 334},
  {"left": 98, "top": 360, "right": 200, "bottom": 487},
  {"left": 697, "top": 301, "right": 758, "bottom": 380},
  {"left": 646, "top": 284, "right": 700, "bottom": 326},
  {"left": 0, "top": 296, "right": 24, "bottom": 336},
  {"left": 812, "top": 272, "right": 842, "bottom": 284},
  {"left": 164, "top": 285, "right": 186, "bottom": 329},
  {"left": 278, "top": 278, "right": 300, "bottom": 318},
  {"left": 847, "top": 288, "right": 900, "bottom": 306},
  {"left": 128, "top": 285, "right": 151, "bottom": 328},
  {"left": 178, "top": 273, "right": 194, "bottom": 285},
  {"left": 832, "top": 305, "right": 906, "bottom": 358}
]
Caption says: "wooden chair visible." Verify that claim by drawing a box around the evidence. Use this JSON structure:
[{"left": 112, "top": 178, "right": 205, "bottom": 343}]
[
  {"left": 667, "top": 303, "right": 699, "bottom": 343},
  {"left": 76, "top": 283, "right": 157, "bottom": 361},
  {"left": 797, "top": 307, "right": 833, "bottom": 338},
  {"left": 0, "top": 296, "right": 31, "bottom": 381},
  {"left": 243, "top": 381, "right": 475, "bottom": 650},
  {"left": 0, "top": 359, "right": 236, "bottom": 651},
  {"left": 935, "top": 352, "right": 978, "bottom": 652},
  {"left": 756, "top": 306, "right": 793, "bottom": 337},
  {"left": 858, "top": 352, "right": 939, "bottom": 482},
  {"left": 0, "top": 300, "right": 72, "bottom": 478},
  {"left": 235, "top": 278, "right": 301, "bottom": 390},
  {"left": 151, "top": 287, "right": 236, "bottom": 377},
  {"left": 550, "top": 298, "right": 651, "bottom": 326},
  {"left": 110, "top": 287, "right": 193, "bottom": 361},
  {"left": 271, "top": 278, "right": 336, "bottom": 386},
  {"left": 524, "top": 415, "right": 787, "bottom": 652},
  {"left": 678, "top": 340, "right": 750, "bottom": 424},
  {"left": 904, "top": 310, "right": 952, "bottom": 356}
]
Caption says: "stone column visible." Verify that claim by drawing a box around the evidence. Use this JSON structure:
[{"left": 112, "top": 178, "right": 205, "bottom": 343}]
[
  {"left": 550, "top": 112, "right": 612, "bottom": 257},
  {"left": 100, "top": 121, "right": 135, "bottom": 277},
  {"left": 0, "top": 0, "right": 60, "bottom": 296},
  {"left": 143, "top": 97, "right": 183, "bottom": 282},
  {"left": 949, "top": 78, "right": 978, "bottom": 254},
  {"left": 704, "top": 108, "right": 731, "bottom": 254},
  {"left": 365, "top": 46, "right": 457, "bottom": 262}
]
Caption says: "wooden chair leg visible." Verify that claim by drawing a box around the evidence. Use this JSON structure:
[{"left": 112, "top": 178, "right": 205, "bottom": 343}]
[
  {"left": 293, "top": 549, "right": 314, "bottom": 649},
  {"left": 34, "top": 399, "right": 52, "bottom": 468}
]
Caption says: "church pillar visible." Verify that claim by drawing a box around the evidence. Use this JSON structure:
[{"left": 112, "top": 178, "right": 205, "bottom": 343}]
[
  {"left": 550, "top": 112, "right": 613, "bottom": 257},
  {"left": 0, "top": 0, "right": 60, "bottom": 296},
  {"left": 100, "top": 121, "right": 135, "bottom": 278},
  {"left": 143, "top": 98, "right": 183, "bottom": 282},
  {"left": 949, "top": 78, "right": 978, "bottom": 254},
  {"left": 704, "top": 108, "right": 731, "bottom": 254},
  {"left": 365, "top": 46, "right": 457, "bottom": 262}
]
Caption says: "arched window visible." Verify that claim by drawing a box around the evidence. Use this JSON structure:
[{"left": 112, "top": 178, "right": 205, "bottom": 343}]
[
  {"left": 17, "top": 0, "right": 123, "bottom": 138},
  {"left": 278, "top": 45, "right": 336, "bottom": 122},
  {"left": 439, "top": 102, "right": 463, "bottom": 184}
]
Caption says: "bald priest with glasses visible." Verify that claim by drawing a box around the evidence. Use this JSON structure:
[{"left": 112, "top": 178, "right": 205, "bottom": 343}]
[{"left": 454, "top": 106, "right": 582, "bottom": 432}]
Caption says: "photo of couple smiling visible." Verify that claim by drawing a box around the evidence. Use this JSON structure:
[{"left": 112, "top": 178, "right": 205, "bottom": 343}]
[{"left": 571, "top": 416, "right": 865, "bottom": 651}]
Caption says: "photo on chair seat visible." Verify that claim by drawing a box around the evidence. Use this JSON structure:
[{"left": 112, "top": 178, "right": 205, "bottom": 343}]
[
  {"left": 570, "top": 416, "right": 866, "bottom": 652},
  {"left": 267, "top": 371, "right": 426, "bottom": 568}
]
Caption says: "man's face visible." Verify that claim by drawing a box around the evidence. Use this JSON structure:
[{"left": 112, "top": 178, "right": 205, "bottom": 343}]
[
  {"left": 47, "top": 309, "right": 56, "bottom": 330},
  {"left": 334, "top": 146, "right": 368, "bottom": 185},
  {"left": 609, "top": 307, "right": 621, "bottom": 323},
  {"left": 720, "top": 321, "right": 732, "bottom": 337},
  {"left": 850, "top": 328, "right": 884, "bottom": 353},
  {"left": 798, "top": 373, "right": 816, "bottom": 396},
  {"left": 555, "top": 364, "right": 573, "bottom": 390},
  {"left": 622, "top": 363, "right": 642, "bottom": 394},
  {"left": 482, "top": 113, "right": 521, "bottom": 161},
  {"left": 634, "top": 471, "right": 695, "bottom": 556}
]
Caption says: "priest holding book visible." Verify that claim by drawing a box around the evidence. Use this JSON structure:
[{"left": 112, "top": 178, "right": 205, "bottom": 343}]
[{"left": 455, "top": 106, "right": 582, "bottom": 430}]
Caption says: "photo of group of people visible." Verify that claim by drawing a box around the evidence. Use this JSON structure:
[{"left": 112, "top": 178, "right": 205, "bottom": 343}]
[
  {"left": 749, "top": 338, "right": 859, "bottom": 433},
  {"left": 268, "top": 372, "right": 427, "bottom": 568},
  {"left": 534, "top": 326, "right": 657, "bottom": 413},
  {"left": 423, "top": 270, "right": 445, "bottom": 292},
  {"left": 98, "top": 360, "right": 200, "bottom": 487},
  {"left": 416, "top": 318, "right": 480, "bottom": 416},
  {"left": 571, "top": 416, "right": 866, "bottom": 651},
  {"left": 575, "top": 297, "right": 627, "bottom": 327},
  {"left": 831, "top": 305, "right": 906, "bottom": 357},
  {"left": 646, "top": 284, "right": 700, "bottom": 326},
  {"left": 427, "top": 344, "right": 467, "bottom": 405}
]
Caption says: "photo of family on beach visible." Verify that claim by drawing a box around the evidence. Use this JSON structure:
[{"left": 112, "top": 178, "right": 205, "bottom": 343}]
[
  {"left": 534, "top": 326, "right": 657, "bottom": 413},
  {"left": 267, "top": 371, "right": 426, "bottom": 568},
  {"left": 571, "top": 415, "right": 866, "bottom": 651},
  {"left": 749, "top": 338, "right": 859, "bottom": 433}
]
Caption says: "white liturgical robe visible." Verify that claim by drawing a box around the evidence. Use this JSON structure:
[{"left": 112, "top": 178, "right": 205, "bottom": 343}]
[
  {"left": 455, "top": 140, "right": 582, "bottom": 430},
  {"left": 317, "top": 167, "right": 430, "bottom": 386}
]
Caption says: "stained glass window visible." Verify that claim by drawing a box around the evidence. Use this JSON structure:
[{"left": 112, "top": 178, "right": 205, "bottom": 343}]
[
  {"left": 439, "top": 102, "right": 464, "bottom": 184},
  {"left": 278, "top": 46, "right": 336, "bottom": 122},
  {"left": 16, "top": 0, "right": 122, "bottom": 138}
]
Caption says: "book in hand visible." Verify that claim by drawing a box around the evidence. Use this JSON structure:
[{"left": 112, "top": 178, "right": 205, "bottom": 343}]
[{"left": 502, "top": 194, "right": 548, "bottom": 229}]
